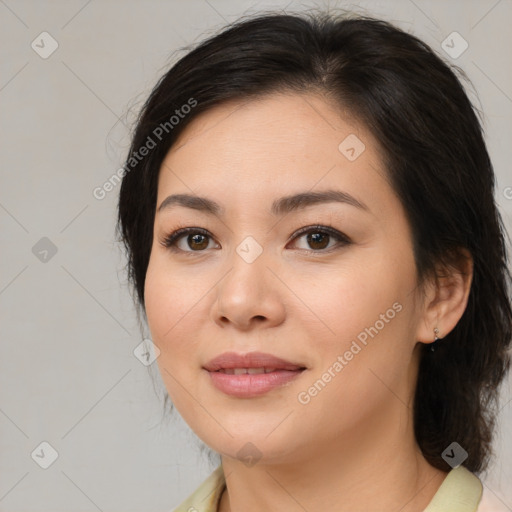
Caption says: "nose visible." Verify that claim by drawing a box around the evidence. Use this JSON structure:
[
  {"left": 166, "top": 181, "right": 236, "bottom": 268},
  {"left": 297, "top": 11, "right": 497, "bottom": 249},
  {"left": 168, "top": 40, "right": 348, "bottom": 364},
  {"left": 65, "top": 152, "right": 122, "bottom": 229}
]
[{"left": 210, "top": 245, "right": 286, "bottom": 331}]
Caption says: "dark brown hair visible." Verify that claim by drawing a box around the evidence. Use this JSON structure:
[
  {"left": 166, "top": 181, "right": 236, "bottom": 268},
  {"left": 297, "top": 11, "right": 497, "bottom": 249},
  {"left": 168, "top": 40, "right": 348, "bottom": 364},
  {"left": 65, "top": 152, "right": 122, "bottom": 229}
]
[{"left": 116, "top": 9, "right": 512, "bottom": 473}]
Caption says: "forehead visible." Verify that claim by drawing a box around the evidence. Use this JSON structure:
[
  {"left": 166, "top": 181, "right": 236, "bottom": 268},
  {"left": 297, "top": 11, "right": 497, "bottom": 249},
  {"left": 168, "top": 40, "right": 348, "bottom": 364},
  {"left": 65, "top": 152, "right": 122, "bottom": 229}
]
[
  {"left": 166, "top": 92, "right": 369, "bottom": 161},
  {"left": 156, "top": 93, "right": 390, "bottom": 215}
]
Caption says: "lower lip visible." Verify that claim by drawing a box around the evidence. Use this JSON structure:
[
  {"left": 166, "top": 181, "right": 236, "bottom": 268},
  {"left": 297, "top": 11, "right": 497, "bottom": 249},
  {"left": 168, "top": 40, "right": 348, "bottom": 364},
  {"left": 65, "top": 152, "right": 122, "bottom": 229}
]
[{"left": 205, "top": 369, "right": 305, "bottom": 398}]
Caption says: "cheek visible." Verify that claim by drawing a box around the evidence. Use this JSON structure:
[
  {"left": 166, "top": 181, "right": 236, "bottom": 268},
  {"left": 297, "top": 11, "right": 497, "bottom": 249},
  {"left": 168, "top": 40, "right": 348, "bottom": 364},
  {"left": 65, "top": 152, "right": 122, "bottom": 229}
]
[
  {"left": 302, "top": 249, "right": 418, "bottom": 397},
  {"left": 293, "top": 299, "right": 414, "bottom": 444},
  {"left": 144, "top": 249, "right": 224, "bottom": 412},
  {"left": 144, "top": 258, "right": 171, "bottom": 346},
  {"left": 308, "top": 249, "right": 415, "bottom": 344},
  {"left": 144, "top": 253, "right": 196, "bottom": 365},
  {"left": 144, "top": 259, "right": 196, "bottom": 413}
]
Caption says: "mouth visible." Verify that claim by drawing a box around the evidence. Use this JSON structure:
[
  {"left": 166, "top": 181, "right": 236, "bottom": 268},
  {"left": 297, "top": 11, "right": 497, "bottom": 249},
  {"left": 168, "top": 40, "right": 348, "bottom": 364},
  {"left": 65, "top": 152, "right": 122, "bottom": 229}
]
[
  {"left": 203, "top": 351, "right": 306, "bottom": 372},
  {"left": 216, "top": 367, "right": 287, "bottom": 374},
  {"left": 203, "top": 352, "right": 307, "bottom": 398}
]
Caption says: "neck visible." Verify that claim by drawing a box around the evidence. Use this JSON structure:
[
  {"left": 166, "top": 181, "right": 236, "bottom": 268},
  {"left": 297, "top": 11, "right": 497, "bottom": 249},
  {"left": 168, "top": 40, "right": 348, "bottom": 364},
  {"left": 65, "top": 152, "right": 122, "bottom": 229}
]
[{"left": 218, "top": 400, "right": 447, "bottom": 512}]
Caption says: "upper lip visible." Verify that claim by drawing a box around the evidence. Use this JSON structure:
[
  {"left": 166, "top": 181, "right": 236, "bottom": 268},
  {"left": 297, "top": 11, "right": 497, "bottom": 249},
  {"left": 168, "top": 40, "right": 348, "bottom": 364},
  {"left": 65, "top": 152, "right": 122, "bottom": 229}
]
[{"left": 203, "top": 351, "right": 306, "bottom": 371}]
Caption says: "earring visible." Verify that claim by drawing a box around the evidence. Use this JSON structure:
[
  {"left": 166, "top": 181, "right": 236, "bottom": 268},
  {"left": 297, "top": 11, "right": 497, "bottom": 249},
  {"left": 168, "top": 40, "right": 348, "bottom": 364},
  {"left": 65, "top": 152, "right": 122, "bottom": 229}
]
[{"left": 431, "top": 327, "right": 440, "bottom": 352}]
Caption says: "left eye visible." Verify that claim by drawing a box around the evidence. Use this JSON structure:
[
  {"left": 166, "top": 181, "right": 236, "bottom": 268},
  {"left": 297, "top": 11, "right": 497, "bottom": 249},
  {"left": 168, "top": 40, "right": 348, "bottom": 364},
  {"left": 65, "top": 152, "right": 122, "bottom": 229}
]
[
  {"left": 160, "top": 225, "right": 351, "bottom": 253},
  {"left": 290, "top": 226, "right": 350, "bottom": 251}
]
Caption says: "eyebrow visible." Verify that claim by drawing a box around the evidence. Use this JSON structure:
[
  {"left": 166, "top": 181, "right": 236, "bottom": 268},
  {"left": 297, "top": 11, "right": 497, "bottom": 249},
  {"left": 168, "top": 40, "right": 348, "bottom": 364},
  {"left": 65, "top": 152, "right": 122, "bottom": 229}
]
[{"left": 157, "top": 189, "right": 370, "bottom": 217}]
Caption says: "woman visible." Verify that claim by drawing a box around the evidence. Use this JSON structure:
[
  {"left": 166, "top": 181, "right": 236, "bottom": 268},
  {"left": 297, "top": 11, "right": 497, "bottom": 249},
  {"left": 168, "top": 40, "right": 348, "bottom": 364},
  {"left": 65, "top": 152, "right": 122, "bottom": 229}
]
[{"left": 116, "top": 9, "right": 512, "bottom": 511}]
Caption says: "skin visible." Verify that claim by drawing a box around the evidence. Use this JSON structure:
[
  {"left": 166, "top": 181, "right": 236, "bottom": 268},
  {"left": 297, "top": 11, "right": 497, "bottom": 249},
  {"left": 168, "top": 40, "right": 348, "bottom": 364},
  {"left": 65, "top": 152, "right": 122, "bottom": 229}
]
[{"left": 144, "top": 92, "right": 473, "bottom": 511}]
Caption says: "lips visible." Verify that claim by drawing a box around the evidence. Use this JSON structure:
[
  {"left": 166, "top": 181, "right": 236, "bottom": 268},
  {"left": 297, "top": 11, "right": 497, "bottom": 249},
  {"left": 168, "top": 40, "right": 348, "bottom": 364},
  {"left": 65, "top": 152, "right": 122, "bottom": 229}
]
[
  {"left": 203, "top": 351, "right": 307, "bottom": 398},
  {"left": 203, "top": 351, "right": 306, "bottom": 372}
]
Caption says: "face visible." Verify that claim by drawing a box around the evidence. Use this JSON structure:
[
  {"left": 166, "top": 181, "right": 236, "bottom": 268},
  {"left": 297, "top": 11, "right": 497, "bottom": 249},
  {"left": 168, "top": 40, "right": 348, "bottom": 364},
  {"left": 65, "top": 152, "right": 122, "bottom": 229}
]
[{"left": 144, "top": 92, "right": 428, "bottom": 465}]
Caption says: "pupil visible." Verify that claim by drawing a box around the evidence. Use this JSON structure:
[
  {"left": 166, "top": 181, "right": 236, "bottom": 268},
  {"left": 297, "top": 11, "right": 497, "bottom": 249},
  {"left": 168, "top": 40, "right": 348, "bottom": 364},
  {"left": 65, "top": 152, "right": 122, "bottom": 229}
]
[
  {"left": 308, "top": 232, "right": 329, "bottom": 250},
  {"left": 189, "top": 234, "right": 208, "bottom": 250}
]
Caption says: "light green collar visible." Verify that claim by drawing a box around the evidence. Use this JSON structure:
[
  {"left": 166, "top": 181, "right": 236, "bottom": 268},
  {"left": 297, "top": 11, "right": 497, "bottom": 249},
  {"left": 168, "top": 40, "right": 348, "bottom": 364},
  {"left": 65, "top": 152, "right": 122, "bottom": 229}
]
[
  {"left": 423, "top": 465, "right": 483, "bottom": 511},
  {"left": 172, "top": 465, "right": 225, "bottom": 512},
  {"left": 172, "top": 464, "right": 482, "bottom": 511}
]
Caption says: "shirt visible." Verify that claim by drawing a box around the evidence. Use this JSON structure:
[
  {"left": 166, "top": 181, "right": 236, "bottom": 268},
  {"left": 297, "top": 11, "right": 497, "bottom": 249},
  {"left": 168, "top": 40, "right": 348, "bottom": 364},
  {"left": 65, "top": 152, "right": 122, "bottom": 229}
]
[{"left": 171, "top": 464, "right": 483, "bottom": 511}]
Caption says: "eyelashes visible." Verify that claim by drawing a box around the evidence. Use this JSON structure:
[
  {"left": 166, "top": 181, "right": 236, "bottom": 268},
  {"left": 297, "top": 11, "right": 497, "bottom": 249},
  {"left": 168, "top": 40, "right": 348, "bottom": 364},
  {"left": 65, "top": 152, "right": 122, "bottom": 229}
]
[
  {"left": 161, "top": 227, "right": 215, "bottom": 253},
  {"left": 159, "top": 224, "right": 352, "bottom": 256}
]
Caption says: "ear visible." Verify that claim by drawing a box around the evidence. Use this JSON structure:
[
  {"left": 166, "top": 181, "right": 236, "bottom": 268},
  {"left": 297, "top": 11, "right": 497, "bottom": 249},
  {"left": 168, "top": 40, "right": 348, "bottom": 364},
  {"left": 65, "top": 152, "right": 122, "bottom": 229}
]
[{"left": 415, "top": 248, "right": 473, "bottom": 345}]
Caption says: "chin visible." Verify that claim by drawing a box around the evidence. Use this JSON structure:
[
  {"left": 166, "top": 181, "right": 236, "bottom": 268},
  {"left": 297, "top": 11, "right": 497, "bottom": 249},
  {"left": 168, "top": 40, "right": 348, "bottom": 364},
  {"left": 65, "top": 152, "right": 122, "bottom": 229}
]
[{"left": 195, "top": 426, "right": 304, "bottom": 467}]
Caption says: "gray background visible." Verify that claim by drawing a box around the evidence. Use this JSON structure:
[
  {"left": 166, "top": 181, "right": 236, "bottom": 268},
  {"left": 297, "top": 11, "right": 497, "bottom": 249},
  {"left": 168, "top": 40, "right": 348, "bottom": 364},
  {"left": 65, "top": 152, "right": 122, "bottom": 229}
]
[{"left": 1, "top": 0, "right": 511, "bottom": 510}]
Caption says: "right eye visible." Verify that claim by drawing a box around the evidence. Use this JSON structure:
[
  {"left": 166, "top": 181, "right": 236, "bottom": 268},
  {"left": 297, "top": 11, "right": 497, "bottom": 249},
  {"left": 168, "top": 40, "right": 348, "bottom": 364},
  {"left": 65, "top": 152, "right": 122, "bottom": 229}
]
[{"left": 160, "top": 227, "right": 219, "bottom": 253}]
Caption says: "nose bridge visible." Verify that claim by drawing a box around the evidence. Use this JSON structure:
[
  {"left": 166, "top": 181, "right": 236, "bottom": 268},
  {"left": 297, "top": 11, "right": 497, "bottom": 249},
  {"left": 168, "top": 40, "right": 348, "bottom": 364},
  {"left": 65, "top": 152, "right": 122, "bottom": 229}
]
[
  {"left": 212, "top": 233, "right": 285, "bottom": 329},
  {"left": 235, "top": 234, "right": 265, "bottom": 266},
  {"left": 222, "top": 234, "right": 268, "bottom": 301}
]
